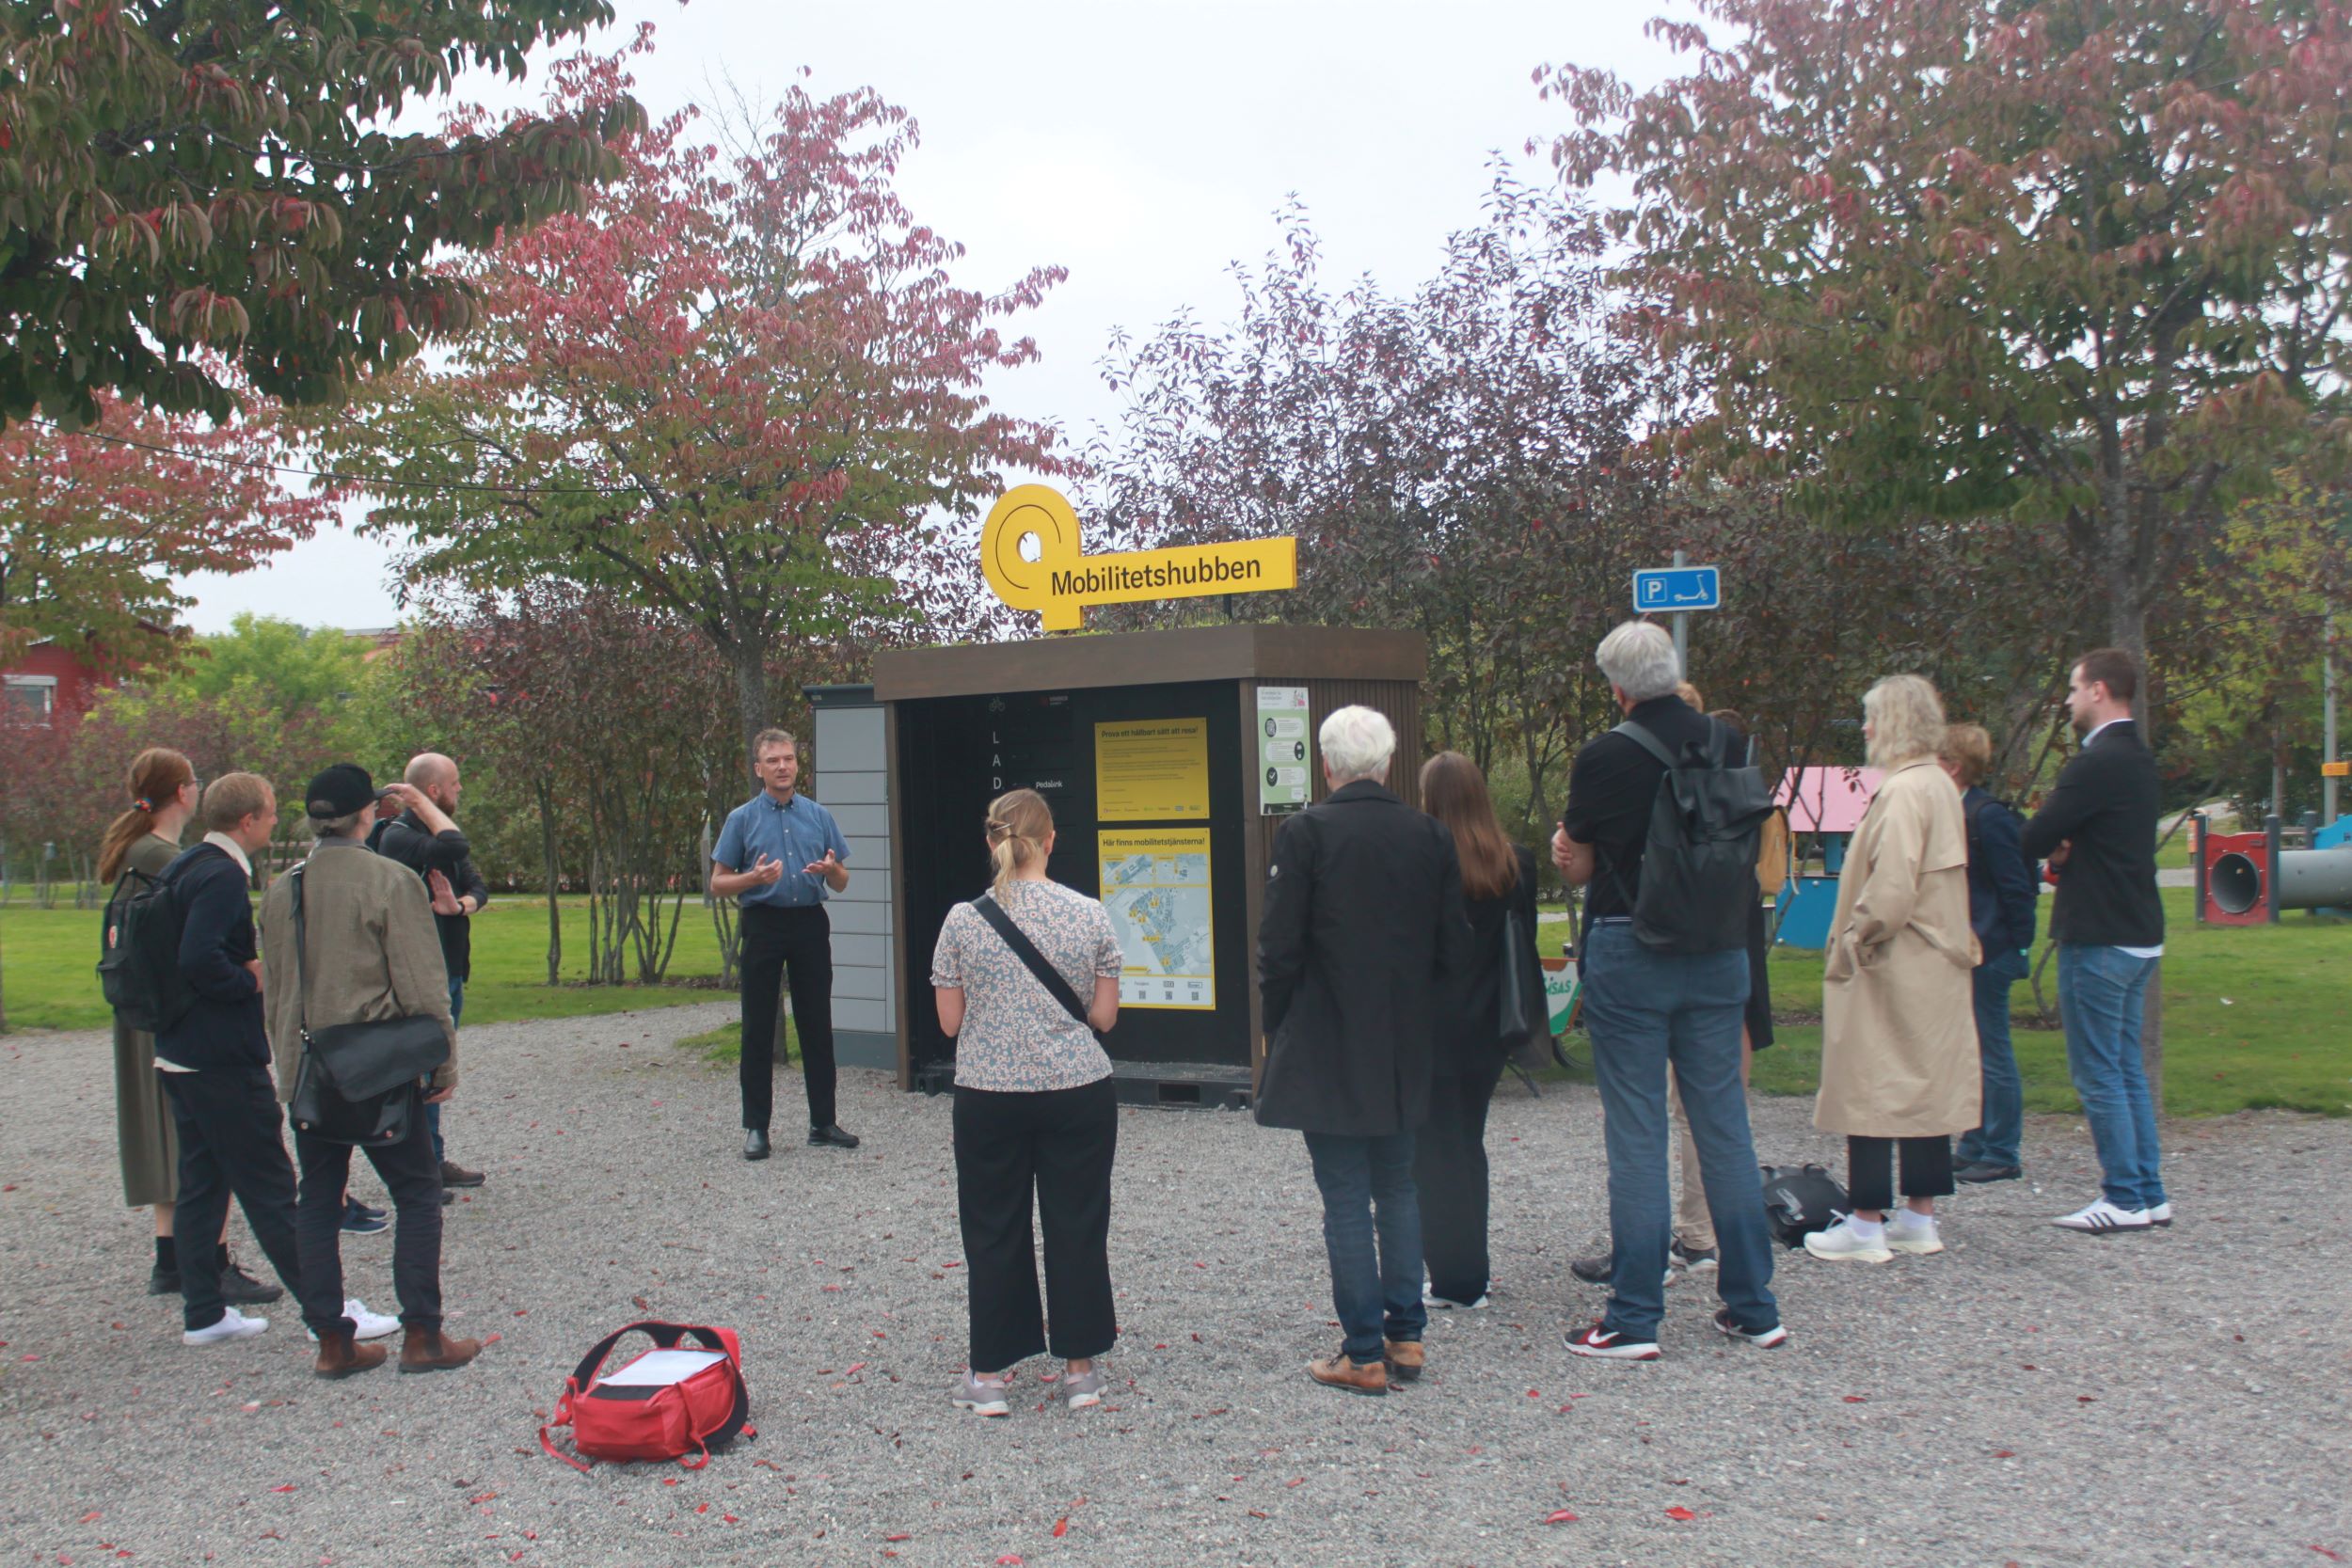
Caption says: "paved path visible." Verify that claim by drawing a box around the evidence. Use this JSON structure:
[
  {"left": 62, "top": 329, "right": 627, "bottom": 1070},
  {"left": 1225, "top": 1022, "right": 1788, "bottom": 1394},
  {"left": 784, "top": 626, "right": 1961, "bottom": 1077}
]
[{"left": 3, "top": 1006, "right": 2346, "bottom": 1567}]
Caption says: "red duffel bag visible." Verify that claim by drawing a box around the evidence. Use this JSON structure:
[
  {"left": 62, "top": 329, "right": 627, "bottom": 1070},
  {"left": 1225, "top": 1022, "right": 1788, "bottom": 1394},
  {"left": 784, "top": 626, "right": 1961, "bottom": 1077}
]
[{"left": 540, "top": 1321, "right": 754, "bottom": 1471}]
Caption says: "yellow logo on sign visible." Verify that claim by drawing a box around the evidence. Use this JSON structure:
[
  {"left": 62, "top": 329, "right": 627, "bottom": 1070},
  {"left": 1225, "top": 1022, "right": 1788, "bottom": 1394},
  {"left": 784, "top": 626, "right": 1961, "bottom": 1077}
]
[{"left": 980, "top": 485, "right": 1298, "bottom": 631}]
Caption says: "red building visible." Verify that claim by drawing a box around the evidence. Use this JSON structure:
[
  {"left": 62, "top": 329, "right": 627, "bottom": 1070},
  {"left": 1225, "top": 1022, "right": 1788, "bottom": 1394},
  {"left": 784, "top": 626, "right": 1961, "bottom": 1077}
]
[{"left": 0, "top": 641, "right": 114, "bottom": 727}]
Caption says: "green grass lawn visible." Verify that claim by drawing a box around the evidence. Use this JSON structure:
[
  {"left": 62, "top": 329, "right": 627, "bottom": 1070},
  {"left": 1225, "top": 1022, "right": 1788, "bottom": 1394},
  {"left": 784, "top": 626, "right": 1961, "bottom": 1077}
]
[{"left": 0, "top": 895, "right": 737, "bottom": 1034}]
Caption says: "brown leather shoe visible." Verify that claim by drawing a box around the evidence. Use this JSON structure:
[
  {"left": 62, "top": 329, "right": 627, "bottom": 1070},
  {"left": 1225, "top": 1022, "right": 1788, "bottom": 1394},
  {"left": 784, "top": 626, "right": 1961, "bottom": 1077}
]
[
  {"left": 1383, "top": 1338, "right": 1424, "bottom": 1383},
  {"left": 1307, "top": 1350, "right": 1388, "bottom": 1396},
  {"left": 312, "top": 1329, "right": 388, "bottom": 1379},
  {"left": 399, "top": 1325, "right": 482, "bottom": 1374}
]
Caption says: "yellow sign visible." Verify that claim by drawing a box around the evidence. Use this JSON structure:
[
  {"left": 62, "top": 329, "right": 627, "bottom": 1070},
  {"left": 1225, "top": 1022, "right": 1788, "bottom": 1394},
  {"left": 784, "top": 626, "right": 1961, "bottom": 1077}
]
[
  {"left": 1099, "top": 828, "right": 1216, "bottom": 1009},
  {"left": 981, "top": 484, "right": 1298, "bottom": 631},
  {"left": 2325, "top": 761, "right": 2351, "bottom": 778},
  {"left": 1095, "top": 719, "right": 1209, "bottom": 821}
]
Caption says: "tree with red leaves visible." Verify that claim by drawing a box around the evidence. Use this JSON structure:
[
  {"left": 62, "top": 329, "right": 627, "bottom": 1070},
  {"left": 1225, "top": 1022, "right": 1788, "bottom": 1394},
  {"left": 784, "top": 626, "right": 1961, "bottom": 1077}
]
[{"left": 321, "top": 55, "right": 1064, "bottom": 760}]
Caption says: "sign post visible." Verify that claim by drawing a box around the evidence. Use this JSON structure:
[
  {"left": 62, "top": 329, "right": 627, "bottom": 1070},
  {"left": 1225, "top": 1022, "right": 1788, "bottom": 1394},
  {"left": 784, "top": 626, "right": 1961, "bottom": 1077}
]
[{"left": 1631, "top": 555, "right": 1723, "bottom": 672}]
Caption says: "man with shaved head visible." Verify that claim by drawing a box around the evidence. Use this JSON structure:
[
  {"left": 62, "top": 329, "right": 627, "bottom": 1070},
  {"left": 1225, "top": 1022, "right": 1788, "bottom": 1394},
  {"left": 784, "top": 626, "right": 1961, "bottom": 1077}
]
[{"left": 371, "top": 752, "right": 491, "bottom": 1195}]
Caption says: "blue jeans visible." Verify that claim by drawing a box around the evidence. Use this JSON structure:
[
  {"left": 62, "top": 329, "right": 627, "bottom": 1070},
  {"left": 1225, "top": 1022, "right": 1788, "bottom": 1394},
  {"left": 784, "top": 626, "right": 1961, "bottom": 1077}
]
[
  {"left": 2055, "top": 944, "right": 2166, "bottom": 1211},
  {"left": 1301, "top": 1130, "right": 1425, "bottom": 1364},
  {"left": 1958, "top": 948, "right": 2029, "bottom": 1168},
  {"left": 427, "top": 976, "right": 464, "bottom": 1164},
  {"left": 1580, "top": 922, "right": 1778, "bottom": 1341}
]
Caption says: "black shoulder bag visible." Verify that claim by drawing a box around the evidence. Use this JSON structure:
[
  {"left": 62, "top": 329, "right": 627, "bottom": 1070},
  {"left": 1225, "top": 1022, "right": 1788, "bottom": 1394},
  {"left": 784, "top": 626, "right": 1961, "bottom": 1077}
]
[
  {"left": 970, "top": 893, "right": 1107, "bottom": 1045},
  {"left": 286, "top": 863, "right": 450, "bottom": 1147}
]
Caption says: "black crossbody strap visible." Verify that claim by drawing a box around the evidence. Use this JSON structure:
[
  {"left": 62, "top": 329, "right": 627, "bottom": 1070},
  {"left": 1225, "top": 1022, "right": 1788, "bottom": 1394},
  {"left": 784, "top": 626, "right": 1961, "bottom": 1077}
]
[
  {"left": 971, "top": 893, "right": 1097, "bottom": 1035},
  {"left": 290, "top": 863, "right": 311, "bottom": 1043}
]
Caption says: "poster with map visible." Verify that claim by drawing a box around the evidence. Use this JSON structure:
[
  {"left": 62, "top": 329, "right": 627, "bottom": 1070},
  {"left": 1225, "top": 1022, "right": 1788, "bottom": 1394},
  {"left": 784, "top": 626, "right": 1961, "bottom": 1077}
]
[{"left": 1097, "top": 829, "right": 1216, "bottom": 1009}]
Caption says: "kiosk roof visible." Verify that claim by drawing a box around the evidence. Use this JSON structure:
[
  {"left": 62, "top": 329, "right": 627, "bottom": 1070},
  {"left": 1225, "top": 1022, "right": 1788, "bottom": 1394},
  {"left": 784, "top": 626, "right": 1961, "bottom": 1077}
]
[{"left": 872, "top": 624, "right": 1427, "bottom": 703}]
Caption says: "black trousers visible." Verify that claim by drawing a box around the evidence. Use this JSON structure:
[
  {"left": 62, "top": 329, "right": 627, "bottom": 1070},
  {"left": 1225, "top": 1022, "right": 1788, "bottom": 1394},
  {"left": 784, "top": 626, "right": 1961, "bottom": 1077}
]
[
  {"left": 739, "top": 904, "right": 836, "bottom": 1132},
  {"left": 1413, "top": 1054, "right": 1507, "bottom": 1304},
  {"left": 952, "top": 1077, "right": 1120, "bottom": 1373},
  {"left": 159, "top": 1068, "right": 303, "bottom": 1332},
  {"left": 1847, "top": 1133, "right": 1956, "bottom": 1212},
  {"left": 294, "top": 1101, "right": 444, "bottom": 1336}
]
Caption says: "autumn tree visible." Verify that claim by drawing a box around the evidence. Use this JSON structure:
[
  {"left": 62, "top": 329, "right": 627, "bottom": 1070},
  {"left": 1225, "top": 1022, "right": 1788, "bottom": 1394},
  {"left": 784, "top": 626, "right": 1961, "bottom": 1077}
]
[
  {"left": 0, "top": 1, "right": 643, "bottom": 427},
  {"left": 0, "top": 395, "right": 334, "bottom": 667},
  {"left": 1540, "top": 0, "right": 2352, "bottom": 721},
  {"left": 318, "top": 67, "right": 1060, "bottom": 762}
]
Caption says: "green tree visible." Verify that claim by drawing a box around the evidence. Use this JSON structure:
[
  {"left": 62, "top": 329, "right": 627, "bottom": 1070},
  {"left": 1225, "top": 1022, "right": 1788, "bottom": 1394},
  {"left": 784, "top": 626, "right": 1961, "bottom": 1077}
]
[
  {"left": 1542, "top": 0, "right": 2352, "bottom": 718},
  {"left": 0, "top": 0, "right": 643, "bottom": 427}
]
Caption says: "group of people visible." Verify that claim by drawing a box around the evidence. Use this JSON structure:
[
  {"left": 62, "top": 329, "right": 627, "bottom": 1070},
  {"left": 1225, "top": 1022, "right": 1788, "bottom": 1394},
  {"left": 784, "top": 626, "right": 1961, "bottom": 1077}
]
[
  {"left": 99, "top": 750, "right": 489, "bottom": 1376},
  {"left": 95, "top": 629, "right": 2168, "bottom": 1412},
  {"left": 916, "top": 622, "right": 2168, "bottom": 1408}
]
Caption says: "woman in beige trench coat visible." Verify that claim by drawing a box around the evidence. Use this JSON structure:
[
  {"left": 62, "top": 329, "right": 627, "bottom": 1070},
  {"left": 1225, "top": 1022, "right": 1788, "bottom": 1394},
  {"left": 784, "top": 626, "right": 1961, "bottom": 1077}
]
[{"left": 1807, "top": 675, "right": 1981, "bottom": 1263}]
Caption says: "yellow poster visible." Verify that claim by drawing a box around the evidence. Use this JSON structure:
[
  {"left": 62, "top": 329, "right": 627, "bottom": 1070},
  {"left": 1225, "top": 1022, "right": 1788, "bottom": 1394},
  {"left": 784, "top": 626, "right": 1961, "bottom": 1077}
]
[
  {"left": 1093, "top": 719, "right": 1210, "bottom": 821},
  {"left": 1098, "top": 828, "right": 1216, "bottom": 1009}
]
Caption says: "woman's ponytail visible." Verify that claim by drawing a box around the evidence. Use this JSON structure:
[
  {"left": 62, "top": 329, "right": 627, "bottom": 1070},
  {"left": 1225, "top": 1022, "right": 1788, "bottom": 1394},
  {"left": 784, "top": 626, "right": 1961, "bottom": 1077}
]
[{"left": 984, "top": 788, "right": 1055, "bottom": 901}]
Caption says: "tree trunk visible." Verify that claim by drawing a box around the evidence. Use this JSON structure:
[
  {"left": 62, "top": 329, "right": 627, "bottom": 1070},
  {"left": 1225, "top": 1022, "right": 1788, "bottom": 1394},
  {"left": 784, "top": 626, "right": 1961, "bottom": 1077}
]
[
  {"left": 732, "top": 643, "right": 771, "bottom": 782},
  {"left": 535, "top": 776, "right": 562, "bottom": 987}
]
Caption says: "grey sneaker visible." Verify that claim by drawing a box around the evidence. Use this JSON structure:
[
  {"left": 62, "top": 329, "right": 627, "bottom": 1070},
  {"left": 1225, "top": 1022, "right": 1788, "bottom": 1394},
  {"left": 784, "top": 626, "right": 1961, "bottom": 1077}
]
[
  {"left": 950, "top": 1370, "right": 1010, "bottom": 1417},
  {"left": 1060, "top": 1364, "right": 1107, "bottom": 1410}
]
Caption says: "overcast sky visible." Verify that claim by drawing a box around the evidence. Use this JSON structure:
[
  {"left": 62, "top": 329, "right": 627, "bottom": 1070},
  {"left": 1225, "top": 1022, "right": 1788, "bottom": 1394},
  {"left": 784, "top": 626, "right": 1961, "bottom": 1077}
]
[{"left": 178, "top": 0, "right": 1682, "bottom": 633}]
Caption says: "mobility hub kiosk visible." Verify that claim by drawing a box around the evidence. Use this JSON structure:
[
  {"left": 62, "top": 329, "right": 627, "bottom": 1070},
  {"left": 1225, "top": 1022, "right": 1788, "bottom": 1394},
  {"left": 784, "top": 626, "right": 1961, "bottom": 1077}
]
[{"left": 871, "top": 623, "right": 1427, "bottom": 1105}]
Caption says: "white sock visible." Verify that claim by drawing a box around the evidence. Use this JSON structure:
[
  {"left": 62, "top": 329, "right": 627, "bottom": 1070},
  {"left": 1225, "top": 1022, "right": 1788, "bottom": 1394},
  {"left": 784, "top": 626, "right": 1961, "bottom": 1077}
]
[
  {"left": 1847, "top": 1215, "right": 1884, "bottom": 1241},
  {"left": 1892, "top": 1208, "right": 1934, "bottom": 1229}
]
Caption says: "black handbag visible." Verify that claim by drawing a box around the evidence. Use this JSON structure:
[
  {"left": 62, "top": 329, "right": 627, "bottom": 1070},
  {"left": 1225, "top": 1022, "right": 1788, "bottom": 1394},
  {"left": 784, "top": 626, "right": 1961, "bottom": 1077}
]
[
  {"left": 285, "top": 863, "right": 449, "bottom": 1148},
  {"left": 1499, "top": 902, "right": 1548, "bottom": 1043}
]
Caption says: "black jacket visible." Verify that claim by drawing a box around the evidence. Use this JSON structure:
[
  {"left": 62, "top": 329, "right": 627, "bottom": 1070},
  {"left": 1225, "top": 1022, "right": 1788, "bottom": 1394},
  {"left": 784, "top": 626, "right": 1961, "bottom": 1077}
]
[
  {"left": 153, "top": 842, "right": 268, "bottom": 1074},
  {"left": 1436, "top": 844, "right": 1541, "bottom": 1076},
  {"left": 1255, "top": 780, "right": 1470, "bottom": 1137},
  {"left": 2020, "top": 721, "right": 2164, "bottom": 948},
  {"left": 1962, "top": 786, "right": 2040, "bottom": 958},
  {"left": 370, "top": 810, "right": 488, "bottom": 981}
]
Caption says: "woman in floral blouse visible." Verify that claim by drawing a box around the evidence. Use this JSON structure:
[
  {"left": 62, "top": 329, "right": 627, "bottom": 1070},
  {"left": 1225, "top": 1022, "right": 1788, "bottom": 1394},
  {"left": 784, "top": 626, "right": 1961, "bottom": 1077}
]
[{"left": 930, "top": 788, "right": 1122, "bottom": 1417}]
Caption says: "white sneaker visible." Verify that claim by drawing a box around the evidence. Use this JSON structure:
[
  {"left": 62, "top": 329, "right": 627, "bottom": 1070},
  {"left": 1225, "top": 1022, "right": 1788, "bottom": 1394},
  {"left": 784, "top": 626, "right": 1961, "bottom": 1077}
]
[
  {"left": 2051, "top": 1197, "right": 2153, "bottom": 1234},
  {"left": 1423, "top": 1290, "right": 1490, "bottom": 1310},
  {"left": 306, "top": 1299, "right": 400, "bottom": 1342},
  {"left": 1803, "top": 1216, "right": 1893, "bottom": 1262},
  {"left": 1884, "top": 1211, "right": 1944, "bottom": 1255},
  {"left": 2149, "top": 1202, "right": 2173, "bottom": 1227},
  {"left": 183, "top": 1307, "right": 268, "bottom": 1346}
]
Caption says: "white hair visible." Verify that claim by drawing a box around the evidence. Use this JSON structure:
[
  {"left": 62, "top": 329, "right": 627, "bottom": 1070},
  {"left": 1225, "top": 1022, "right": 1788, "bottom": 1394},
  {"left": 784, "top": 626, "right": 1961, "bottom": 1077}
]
[
  {"left": 1596, "top": 621, "right": 1682, "bottom": 703},
  {"left": 1319, "top": 705, "right": 1396, "bottom": 785}
]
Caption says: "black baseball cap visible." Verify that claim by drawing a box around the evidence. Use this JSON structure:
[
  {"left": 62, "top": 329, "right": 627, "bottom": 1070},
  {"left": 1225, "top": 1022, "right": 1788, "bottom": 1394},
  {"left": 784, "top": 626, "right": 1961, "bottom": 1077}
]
[{"left": 304, "top": 763, "right": 377, "bottom": 819}]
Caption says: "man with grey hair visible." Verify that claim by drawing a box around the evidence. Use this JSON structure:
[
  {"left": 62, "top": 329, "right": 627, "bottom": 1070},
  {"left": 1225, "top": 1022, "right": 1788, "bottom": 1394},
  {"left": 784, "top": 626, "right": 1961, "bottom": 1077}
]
[
  {"left": 1552, "top": 621, "right": 1786, "bottom": 1361},
  {"left": 1257, "top": 705, "right": 1469, "bottom": 1396},
  {"left": 372, "top": 752, "right": 489, "bottom": 1194}
]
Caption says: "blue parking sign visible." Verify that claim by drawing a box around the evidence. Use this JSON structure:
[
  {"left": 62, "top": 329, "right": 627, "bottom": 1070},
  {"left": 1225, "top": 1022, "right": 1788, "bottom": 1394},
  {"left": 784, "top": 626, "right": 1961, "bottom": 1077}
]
[{"left": 1632, "top": 565, "right": 1721, "bottom": 613}]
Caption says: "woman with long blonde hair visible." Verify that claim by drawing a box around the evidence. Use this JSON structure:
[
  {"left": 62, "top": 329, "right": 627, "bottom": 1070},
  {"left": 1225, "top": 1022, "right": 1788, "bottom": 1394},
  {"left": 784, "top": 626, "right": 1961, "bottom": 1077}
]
[
  {"left": 1808, "top": 675, "right": 1981, "bottom": 1262},
  {"left": 1413, "top": 751, "right": 1538, "bottom": 1310},
  {"left": 930, "top": 789, "right": 1123, "bottom": 1417}
]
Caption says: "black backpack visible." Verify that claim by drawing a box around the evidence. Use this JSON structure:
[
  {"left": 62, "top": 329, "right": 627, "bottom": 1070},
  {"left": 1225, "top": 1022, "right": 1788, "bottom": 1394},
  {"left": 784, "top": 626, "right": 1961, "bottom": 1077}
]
[
  {"left": 1611, "top": 717, "right": 1775, "bottom": 954},
  {"left": 96, "top": 854, "right": 205, "bottom": 1034},
  {"left": 1759, "top": 1164, "right": 1851, "bottom": 1249}
]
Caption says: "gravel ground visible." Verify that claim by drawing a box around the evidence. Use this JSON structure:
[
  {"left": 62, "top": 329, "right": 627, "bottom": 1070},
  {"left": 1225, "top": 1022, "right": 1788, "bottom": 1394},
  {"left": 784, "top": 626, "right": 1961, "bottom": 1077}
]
[{"left": 3, "top": 1005, "right": 2347, "bottom": 1568}]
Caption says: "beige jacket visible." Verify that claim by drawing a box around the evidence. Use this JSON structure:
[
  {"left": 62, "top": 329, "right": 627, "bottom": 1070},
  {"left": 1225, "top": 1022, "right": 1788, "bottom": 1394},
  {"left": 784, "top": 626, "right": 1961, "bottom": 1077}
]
[
  {"left": 1816, "top": 758, "right": 1980, "bottom": 1137},
  {"left": 258, "top": 838, "right": 457, "bottom": 1102}
]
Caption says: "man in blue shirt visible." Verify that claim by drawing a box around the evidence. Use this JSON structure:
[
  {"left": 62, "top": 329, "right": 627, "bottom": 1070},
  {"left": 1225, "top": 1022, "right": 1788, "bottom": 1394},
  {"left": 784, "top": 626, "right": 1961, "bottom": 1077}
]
[{"left": 712, "top": 729, "right": 855, "bottom": 1159}]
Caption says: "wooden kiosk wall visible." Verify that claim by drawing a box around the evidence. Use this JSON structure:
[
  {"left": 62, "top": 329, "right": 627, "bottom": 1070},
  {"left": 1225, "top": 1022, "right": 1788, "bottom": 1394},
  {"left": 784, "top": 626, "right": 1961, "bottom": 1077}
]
[{"left": 871, "top": 625, "right": 1427, "bottom": 1092}]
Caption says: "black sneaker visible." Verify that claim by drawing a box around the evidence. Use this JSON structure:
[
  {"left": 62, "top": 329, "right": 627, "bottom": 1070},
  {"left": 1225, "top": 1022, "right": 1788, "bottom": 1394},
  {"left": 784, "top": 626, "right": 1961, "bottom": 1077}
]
[
  {"left": 341, "top": 1204, "right": 388, "bottom": 1235},
  {"left": 1569, "top": 1251, "right": 1613, "bottom": 1284},
  {"left": 1955, "top": 1163, "right": 2023, "bottom": 1184},
  {"left": 147, "top": 1265, "right": 181, "bottom": 1296},
  {"left": 1670, "top": 1240, "right": 1719, "bottom": 1272},
  {"left": 218, "top": 1259, "right": 284, "bottom": 1306},
  {"left": 809, "top": 1124, "right": 861, "bottom": 1149}
]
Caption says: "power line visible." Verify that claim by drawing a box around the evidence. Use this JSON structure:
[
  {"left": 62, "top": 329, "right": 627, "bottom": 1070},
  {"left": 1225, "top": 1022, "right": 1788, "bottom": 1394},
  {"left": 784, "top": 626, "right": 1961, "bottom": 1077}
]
[{"left": 25, "top": 419, "right": 634, "bottom": 498}]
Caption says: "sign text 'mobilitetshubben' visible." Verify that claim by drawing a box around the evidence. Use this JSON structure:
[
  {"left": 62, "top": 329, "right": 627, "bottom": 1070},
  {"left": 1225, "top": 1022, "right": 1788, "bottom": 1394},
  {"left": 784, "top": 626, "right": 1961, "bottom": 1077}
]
[{"left": 1049, "top": 554, "right": 1267, "bottom": 597}]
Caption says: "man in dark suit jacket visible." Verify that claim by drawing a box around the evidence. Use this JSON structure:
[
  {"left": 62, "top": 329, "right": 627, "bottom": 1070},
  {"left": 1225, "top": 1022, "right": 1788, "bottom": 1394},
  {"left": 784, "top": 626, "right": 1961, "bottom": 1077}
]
[
  {"left": 2021, "top": 648, "right": 2169, "bottom": 1234},
  {"left": 1257, "top": 705, "right": 1468, "bottom": 1397},
  {"left": 153, "top": 772, "right": 305, "bottom": 1346}
]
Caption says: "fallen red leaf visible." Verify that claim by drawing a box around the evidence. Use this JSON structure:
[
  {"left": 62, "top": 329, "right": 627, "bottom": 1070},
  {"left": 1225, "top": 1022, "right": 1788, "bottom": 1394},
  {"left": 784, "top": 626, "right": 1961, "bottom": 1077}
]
[
  {"left": 2309, "top": 1549, "right": 2343, "bottom": 1563},
  {"left": 722, "top": 1515, "right": 738, "bottom": 1524},
  {"left": 996, "top": 1557, "right": 1024, "bottom": 1566},
  {"left": 81, "top": 1514, "right": 101, "bottom": 1525},
  {"left": 1286, "top": 1478, "right": 1304, "bottom": 1488},
  {"left": 1841, "top": 1395, "right": 1867, "bottom": 1403},
  {"left": 1665, "top": 1506, "right": 1697, "bottom": 1522},
  {"left": 1993, "top": 1449, "right": 2016, "bottom": 1459},
  {"left": 1052, "top": 1517, "right": 1069, "bottom": 1538},
  {"left": 883, "top": 1535, "right": 911, "bottom": 1544},
  {"left": 844, "top": 1362, "right": 867, "bottom": 1376},
  {"left": 695, "top": 1504, "right": 709, "bottom": 1514},
  {"left": 269, "top": 1484, "right": 296, "bottom": 1494},
  {"left": 1544, "top": 1510, "right": 1579, "bottom": 1524}
]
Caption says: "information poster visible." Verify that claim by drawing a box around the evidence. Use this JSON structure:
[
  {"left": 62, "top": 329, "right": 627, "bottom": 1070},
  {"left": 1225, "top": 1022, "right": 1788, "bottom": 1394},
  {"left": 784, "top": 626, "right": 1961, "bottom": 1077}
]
[
  {"left": 1099, "top": 829, "right": 1216, "bottom": 1009},
  {"left": 1093, "top": 719, "right": 1210, "bottom": 821},
  {"left": 1257, "top": 686, "right": 1310, "bottom": 813}
]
